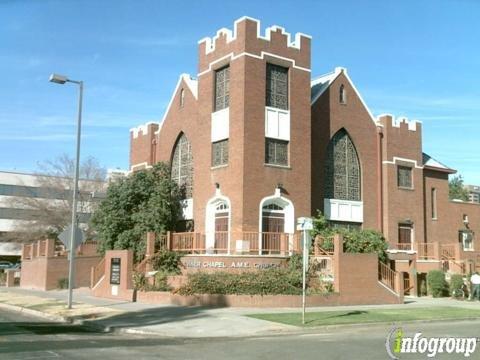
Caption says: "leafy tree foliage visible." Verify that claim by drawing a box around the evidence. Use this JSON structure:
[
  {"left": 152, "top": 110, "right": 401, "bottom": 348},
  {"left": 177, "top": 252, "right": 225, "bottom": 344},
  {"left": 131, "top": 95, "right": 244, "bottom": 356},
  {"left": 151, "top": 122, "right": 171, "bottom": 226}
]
[
  {"left": 311, "top": 211, "right": 388, "bottom": 263},
  {"left": 449, "top": 175, "right": 469, "bottom": 201},
  {"left": 91, "top": 162, "right": 182, "bottom": 261}
]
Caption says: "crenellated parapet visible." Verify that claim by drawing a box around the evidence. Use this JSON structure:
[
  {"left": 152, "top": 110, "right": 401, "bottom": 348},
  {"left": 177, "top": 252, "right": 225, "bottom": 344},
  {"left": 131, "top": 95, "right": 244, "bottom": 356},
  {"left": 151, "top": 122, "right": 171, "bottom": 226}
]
[
  {"left": 129, "top": 122, "right": 160, "bottom": 170},
  {"left": 377, "top": 114, "right": 423, "bottom": 164},
  {"left": 198, "top": 16, "right": 311, "bottom": 75}
]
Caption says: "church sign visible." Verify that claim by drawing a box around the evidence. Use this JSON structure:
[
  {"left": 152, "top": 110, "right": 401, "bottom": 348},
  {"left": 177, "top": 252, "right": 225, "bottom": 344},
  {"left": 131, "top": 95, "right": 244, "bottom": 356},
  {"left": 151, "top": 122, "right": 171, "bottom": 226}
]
[{"left": 110, "top": 258, "right": 121, "bottom": 285}]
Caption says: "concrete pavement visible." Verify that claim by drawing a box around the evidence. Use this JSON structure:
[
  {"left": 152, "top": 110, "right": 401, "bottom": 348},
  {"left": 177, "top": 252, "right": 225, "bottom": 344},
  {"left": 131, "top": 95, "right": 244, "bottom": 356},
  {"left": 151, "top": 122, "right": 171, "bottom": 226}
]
[
  {"left": 2, "top": 306, "right": 480, "bottom": 359},
  {"left": 3, "top": 287, "right": 480, "bottom": 338}
]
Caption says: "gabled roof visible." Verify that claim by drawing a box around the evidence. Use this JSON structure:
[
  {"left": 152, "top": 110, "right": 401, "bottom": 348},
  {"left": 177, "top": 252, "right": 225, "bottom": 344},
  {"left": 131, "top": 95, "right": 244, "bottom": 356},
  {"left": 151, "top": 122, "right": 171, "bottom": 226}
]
[
  {"left": 311, "top": 68, "right": 341, "bottom": 104},
  {"left": 422, "top": 153, "right": 456, "bottom": 174},
  {"left": 310, "top": 67, "right": 376, "bottom": 124},
  {"left": 161, "top": 73, "right": 198, "bottom": 123}
]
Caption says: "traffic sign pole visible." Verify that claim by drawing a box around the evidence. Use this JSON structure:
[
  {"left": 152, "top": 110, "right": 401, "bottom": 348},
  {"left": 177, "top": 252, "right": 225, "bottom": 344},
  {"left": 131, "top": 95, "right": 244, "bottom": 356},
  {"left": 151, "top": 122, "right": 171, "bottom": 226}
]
[{"left": 297, "top": 217, "right": 313, "bottom": 326}]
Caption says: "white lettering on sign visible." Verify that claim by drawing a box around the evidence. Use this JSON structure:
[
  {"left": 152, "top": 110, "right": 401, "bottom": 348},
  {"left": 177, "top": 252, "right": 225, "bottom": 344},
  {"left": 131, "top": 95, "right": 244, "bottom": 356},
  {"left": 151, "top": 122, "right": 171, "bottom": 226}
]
[
  {"left": 183, "top": 259, "right": 281, "bottom": 270},
  {"left": 203, "top": 261, "right": 226, "bottom": 268},
  {"left": 231, "top": 262, "right": 250, "bottom": 268}
]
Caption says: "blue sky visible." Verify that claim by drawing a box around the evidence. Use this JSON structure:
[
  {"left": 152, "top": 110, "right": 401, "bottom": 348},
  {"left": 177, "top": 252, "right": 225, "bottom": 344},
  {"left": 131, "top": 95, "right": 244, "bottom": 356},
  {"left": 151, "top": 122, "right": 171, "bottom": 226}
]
[{"left": 0, "top": 0, "right": 479, "bottom": 183}]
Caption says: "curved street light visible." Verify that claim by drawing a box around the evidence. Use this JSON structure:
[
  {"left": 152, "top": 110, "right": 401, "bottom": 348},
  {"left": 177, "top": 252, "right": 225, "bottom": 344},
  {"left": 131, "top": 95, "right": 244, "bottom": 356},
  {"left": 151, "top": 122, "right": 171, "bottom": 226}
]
[{"left": 49, "top": 73, "right": 83, "bottom": 309}]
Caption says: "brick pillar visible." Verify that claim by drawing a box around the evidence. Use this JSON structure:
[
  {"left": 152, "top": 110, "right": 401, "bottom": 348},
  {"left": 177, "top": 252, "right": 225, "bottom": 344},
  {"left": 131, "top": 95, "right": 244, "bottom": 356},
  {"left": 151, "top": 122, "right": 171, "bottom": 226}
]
[
  {"left": 21, "top": 244, "right": 28, "bottom": 260},
  {"left": 314, "top": 236, "right": 320, "bottom": 256},
  {"left": 433, "top": 242, "right": 440, "bottom": 260},
  {"left": 454, "top": 243, "right": 463, "bottom": 260},
  {"left": 6, "top": 269, "right": 16, "bottom": 287},
  {"left": 46, "top": 239, "right": 55, "bottom": 257},
  {"left": 37, "top": 240, "right": 43, "bottom": 257},
  {"left": 280, "top": 233, "right": 287, "bottom": 256},
  {"left": 146, "top": 232, "right": 156, "bottom": 257},
  {"left": 409, "top": 259, "right": 418, "bottom": 297},
  {"left": 333, "top": 234, "right": 343, "bottom": 293},
  {"left": 167, "top": 231, "right": 172, "bottom": 251},
  {"left": 145, "top": 232, "right": 156, "bottom": 272},
  {"left": 394, "top": 270, "right": 405, "bottom": 303},
  {"left": 31, "top": 242, "right": 38, "bottom": 258}
]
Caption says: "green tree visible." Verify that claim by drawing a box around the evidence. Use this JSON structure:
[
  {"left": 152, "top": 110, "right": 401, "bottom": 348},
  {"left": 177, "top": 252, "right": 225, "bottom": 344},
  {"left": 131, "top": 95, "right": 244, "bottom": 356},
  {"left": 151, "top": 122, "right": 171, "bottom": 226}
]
[
  {"left": 449, "top": 175, "right": 469, "bottom": 201},
  {"left": 311, "top": 211, "right": 388, "bottom": 262},
  {"left": 91, "top": 162, "right": 182, "bottom": 261}
]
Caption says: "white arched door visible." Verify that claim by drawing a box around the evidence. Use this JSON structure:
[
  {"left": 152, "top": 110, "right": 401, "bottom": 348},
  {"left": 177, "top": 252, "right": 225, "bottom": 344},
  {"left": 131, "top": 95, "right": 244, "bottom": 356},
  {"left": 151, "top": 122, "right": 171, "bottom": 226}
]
[
  {"left": 205, "top": 195, "right": 231, "bottom": 254},
  {"left": 258, "top": 190, "right": 294, "bottom": 254}
]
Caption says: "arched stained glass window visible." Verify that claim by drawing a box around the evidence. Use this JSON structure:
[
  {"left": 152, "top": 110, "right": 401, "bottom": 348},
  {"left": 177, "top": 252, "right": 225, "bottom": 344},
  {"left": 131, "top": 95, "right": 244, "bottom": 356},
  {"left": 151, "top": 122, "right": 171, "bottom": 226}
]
[
  {"left": 324, "top": 129, "right": 361, "bottom": 201},
  {"left": 171, "top": 133, "right": 193, "bottom": 199}
]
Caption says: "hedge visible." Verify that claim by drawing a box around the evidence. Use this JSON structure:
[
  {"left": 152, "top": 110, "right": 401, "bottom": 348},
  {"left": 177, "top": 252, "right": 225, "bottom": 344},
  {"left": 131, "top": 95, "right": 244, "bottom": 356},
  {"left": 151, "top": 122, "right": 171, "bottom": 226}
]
[
  {"left": 427, "top": 270, "right": 448, "bottom": 297},
  {"left": 176, "top": 268, "right": 303, "bottom": 296}
]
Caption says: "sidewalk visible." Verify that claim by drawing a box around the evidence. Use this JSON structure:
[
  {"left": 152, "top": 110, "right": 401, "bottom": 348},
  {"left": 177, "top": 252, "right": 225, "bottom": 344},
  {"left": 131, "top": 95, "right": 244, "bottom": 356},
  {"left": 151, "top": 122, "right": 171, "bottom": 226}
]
[
  {"left": 0, "top": 287, "right": 296, "bottom": 337},
  {"left": 2, "top": 287, "right": 480, "bottom": 338}
]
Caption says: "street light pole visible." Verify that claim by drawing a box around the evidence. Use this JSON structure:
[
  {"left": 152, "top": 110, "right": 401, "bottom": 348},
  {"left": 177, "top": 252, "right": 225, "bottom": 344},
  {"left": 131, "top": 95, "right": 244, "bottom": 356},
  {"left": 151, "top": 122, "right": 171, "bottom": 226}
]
[{"left": 49, "top": 74, "right": 83, "bottom": 309}]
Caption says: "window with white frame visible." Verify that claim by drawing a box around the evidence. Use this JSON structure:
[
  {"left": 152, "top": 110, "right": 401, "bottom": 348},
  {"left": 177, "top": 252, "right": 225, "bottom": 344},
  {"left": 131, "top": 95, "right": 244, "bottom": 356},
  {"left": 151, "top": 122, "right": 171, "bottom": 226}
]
[
  {"left": 398, "top": 166, "right": 413, "bottom": 189},
  {"left": 212, "top": 139, "right": 229, "bottom": 167},
  {"left": 431, "top": 188, "right": 437, "bottom": 219},
  {"left": 460, "top": 230, "right": 474, "bottom": 251},
  {"left": 214, "top": 66, "right": 230, "bottom": 111},
  {"left": 398, "top": 223, "right": 413, "bottom": 250},
  {"left": 266, "top": 64, "right": 288, "bottom": 110},
  {"left": 265, "top": 138, "right": 288, "bottom": 166}
]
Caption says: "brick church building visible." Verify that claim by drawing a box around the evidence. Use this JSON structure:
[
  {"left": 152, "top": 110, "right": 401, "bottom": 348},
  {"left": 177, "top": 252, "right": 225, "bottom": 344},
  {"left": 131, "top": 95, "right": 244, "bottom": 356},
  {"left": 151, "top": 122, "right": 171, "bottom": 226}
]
[{"left": 129, "top": 17, "right": 480, "bottom": 292}]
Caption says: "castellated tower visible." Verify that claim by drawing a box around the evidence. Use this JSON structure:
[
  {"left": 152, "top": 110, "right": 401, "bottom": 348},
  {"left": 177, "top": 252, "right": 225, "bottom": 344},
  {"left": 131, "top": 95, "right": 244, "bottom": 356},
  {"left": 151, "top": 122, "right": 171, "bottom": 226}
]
[
  {"left": 129, "top": 122, "right": 159, "bottom": 171},
  {"left": 195, "top": 17, "right": 312, "bottom": 235},
  {"left": 377, "top": 115, "right": 425, "bottom": 246}
]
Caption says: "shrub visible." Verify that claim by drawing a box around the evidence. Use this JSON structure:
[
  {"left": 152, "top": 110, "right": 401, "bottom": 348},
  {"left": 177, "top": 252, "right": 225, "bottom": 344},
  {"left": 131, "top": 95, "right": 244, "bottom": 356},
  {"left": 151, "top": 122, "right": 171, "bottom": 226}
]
[
  {"left": 149, "top": 250, "right": 182, "bottom": 275},
  {"left": 177, "top": 268, "right": 304, "bottom": 296},
  {"left": 132, "top": 271, "right": 147, "bottom": 291},
  {"left": 57, "top": 278, "right": 69, "bottom": 289},
  {"left": 147, "top": 271, "right": 171, "bottom": 292},
  {"left": 427, "top": 270, "right": 448, "bottom": 297},
  {"left": 0, "top": 272, "right": 6, "bottom": 286},
  {"left": 449, "top": 274, "right": 465, "bottom": 296},
  {"left": 311, "top": 211, "right": 388, "bottom": 262},
  {"left": 133, "top": 270, "right": 171, "bottom": 292}
]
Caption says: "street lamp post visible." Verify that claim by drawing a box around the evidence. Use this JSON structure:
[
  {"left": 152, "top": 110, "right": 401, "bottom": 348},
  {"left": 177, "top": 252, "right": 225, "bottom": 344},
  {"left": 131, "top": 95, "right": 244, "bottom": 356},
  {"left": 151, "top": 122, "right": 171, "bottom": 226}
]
[{"left": 49, "top": 73, "right": 83, "bottom": 309}]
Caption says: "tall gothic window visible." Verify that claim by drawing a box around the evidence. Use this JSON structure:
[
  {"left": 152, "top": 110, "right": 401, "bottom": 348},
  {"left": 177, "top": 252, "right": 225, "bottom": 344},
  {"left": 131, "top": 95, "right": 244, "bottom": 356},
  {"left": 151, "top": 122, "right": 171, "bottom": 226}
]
[
  {"left": 324, "top": 129, "right": 361, "bottom": 201},
  {"left": 171, "top": 133, "right": 193, "bottom": 199},
  {"left": 266, "top": 63, "right": 288, "bottom": 110},
  {"left": 214, "top": 66, "right": 230, "bottom": 111}
]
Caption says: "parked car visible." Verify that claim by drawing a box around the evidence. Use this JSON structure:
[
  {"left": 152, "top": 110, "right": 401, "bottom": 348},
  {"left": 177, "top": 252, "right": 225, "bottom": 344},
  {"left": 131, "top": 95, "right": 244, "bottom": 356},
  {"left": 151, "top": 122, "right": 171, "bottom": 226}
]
[{"left": 0, "top": 261, "right": 13, "bottom": 270}]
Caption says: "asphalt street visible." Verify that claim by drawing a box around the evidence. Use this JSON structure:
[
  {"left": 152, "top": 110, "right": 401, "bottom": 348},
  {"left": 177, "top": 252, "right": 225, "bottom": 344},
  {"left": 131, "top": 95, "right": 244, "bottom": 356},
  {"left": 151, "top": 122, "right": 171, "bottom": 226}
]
[{"left": 2, "top": 307, "right": 480, "bottom": 359}]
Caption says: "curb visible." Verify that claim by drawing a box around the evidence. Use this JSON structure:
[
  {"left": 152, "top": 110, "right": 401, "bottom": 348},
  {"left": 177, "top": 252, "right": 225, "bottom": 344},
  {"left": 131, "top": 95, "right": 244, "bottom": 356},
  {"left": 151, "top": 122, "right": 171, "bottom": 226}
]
[
  {"left": 0, "top": 301, "right": 111, "bottom": 333},
  {"left": 0, "top": 302, "right": 67, "bottom": 323}
]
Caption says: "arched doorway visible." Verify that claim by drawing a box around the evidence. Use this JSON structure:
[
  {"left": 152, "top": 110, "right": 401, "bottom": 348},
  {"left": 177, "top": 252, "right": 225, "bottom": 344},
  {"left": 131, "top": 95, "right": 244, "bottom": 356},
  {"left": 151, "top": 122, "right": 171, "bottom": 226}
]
[
  {"left": 258, "top": 190, "right": 294, "bottom": 254},
  {"left": 205, "top": 193, "right": 231, "bottom": 254}
]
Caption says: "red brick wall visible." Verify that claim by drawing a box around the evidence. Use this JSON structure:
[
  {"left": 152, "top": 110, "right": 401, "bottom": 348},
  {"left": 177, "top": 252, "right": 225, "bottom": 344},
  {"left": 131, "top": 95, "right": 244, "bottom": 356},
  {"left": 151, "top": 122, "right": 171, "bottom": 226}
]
[
  {"left": 378, "top": 115, "right": 425, "bottom": 245},
  {"left": 92, "top": 250, "right": 134, "bottom": 301},
  {"left": 20, "top": 255, "right": 101, "bottom": 290},
  {"left": 311, "top": 72, "right": 380, "bottom": 230}
]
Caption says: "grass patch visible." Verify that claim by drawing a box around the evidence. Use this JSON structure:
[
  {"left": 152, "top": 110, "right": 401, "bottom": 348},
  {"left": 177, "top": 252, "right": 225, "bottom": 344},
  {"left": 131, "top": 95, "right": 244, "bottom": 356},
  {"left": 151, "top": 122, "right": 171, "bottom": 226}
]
[{"left": 248, "top": 306, "right": 480, "bottom": 327}]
